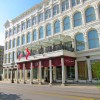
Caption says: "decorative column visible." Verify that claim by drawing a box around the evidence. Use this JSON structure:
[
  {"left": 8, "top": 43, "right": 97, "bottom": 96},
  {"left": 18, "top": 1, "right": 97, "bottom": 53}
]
[
  {"left": 51, "top": 23, "right": 54, "bottom": 36},
  {"left": 3, "top": 68, "right": 5, "bottom": 80},
  {"left": 61, "top": 57, "right": 65, "bottom": 86},
  {"left": 72, "top": 38, "right": 75, "bottom": 49},
  {"left": 17, "top": 65, "right": 19, "bottom": 83},
  {"left": 43, "top": 5, "right": 45, "bottom": 22},
  {"left": 39, "top": 61, "right": 42, "bottom": 85},
  {"left": 70, "top": 15, "right": 74, "bottom": 29},
  {"left": 95, "top": 5, "right": 99, "bottom": 21},
  {"left": 86, "top": 57, "right": 92, "bottom": 82},
  {"left": 15, "top": 70, "right": 17, "bottom": 81},
  {"left": 36, "top": 13, "right": 39, "bottom": 24},
  {"left": 53, "top": 67, "right": 56, "bottom": 82},
  {"left": 25, "top": 20, "right": 27, "bottom": 30},
  {"left": 10, "top": 69, "right": 12, "bottom": 80},
  {"left": 30, "top": 62, "right": 33, "bottom": 84},
  {"left": 20, "top": 70, "right": 22, "bottom": 81},
  {"left": 49, "top": 59, "right": 52, "bottom": 85},
  {"left": 7, "top": 68, "right": 9, "bottom": 80},
  {"left": 50, "top": 0, "right": 53, "bottom": 18},
  {"left": 84, "top": 34, "right": 88, "bottom": 50},
  {"left": 82, "top": 11, "right": 86, "bottom": 26},
  {"left": 59, "top": 0, "right": 62, "bottom": 14},
  {"left": 23, "top": 63, "right": 26, "bottom": 84},
  {"left": 69, "top": 0, "right": 72, "bottom": 9},
  {"left": 25, "top": 69, "right": 27, "bottom": 82},
  {"left": 44, "top": 26, "right": 46, "bottom": 38},
  {"left": 60, "top": 19, "right": 63, "bottom": 33},
  {"left": 80, "top": 0, "right": 83, "bottom": 4},
  {"left": 75, "top": 60, "right": 78, "bottom": 82}
]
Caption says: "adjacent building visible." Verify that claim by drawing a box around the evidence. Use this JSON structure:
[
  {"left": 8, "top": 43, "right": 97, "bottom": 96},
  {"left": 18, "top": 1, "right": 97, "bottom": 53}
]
[
  {"left": 3, "top": 0, "right": 100, "bottom": 85},
  {"left": 0, "top": 46, "right": 4, "bottom": 79}
]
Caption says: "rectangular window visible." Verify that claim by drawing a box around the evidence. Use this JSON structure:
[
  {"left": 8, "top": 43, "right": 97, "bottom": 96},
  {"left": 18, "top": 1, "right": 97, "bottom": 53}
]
[
  {"left": 38, "top": 13, "right": 43, "bottom": 22},
  {"left": 45, "top": 9, "right": 51, "bottom": 19},
  {"left": 53, "top": 5, "right": 59, "bottom": 16},
  {"left": 27, "top": 19, "right": 31, "bottom": 28},
  {"left": 9, "top": 30, "right": 12, "bottom": 36},
  {"left": 33, "top": 68, "right": 38, "bottom": 79},
  {"left": 17, "top": 25, "right": 20, "bottom": 33},
  {"left": 72, "top": 0, "right": 80, "bottom": 7},
  {"left": 22, "top": 22, "right": 25, "bottom": 30},
  {"left": 62, "top": 0, "right": 69, "bottom": 12},
  {"left": 5, "top": 31, "right": 8, "bottom": 38},
  {"left": 32, "top": 17, "right": 37, "bottom": 25},
  {"left": 67, "top": 66, "right": 75, "bottom": 79},
  {"left": 13, "top": 27, "right": 16, "bottom": 34},
  {"left": 56, "top": 66, "right": 62, "bottom": 80}
]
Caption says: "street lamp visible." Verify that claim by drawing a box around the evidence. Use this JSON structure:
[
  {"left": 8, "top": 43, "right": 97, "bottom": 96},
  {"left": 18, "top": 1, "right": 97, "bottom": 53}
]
[{"left": 11, "top": 61, "right": 15, "bottom": 83}]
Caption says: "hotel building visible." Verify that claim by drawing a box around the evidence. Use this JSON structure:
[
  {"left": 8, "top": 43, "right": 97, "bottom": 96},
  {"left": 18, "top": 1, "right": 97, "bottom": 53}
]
[{"left": 3, "top": 0, "right": 100, "bottom": 85}]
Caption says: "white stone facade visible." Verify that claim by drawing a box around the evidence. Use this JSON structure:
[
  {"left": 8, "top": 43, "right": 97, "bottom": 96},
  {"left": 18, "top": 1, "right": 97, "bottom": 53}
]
[{"left": 3, "top": 0, "right": 100, "bottom": 84}]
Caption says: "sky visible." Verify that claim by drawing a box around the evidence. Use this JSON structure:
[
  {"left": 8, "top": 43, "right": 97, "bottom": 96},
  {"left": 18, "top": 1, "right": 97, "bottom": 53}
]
[{"left": 0, "top": 0, "right": 42, "bottom": 46}]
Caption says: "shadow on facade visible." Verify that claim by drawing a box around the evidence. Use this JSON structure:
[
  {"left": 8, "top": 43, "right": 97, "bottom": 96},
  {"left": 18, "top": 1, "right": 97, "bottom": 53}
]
[{"left": 0, "top": 92, "right": 22, "bottom": 100}]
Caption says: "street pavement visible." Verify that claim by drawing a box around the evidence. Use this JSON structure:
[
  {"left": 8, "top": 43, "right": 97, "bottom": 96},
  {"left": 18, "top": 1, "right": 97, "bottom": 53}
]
[{"left": 0, "top": 82, "right": 100, "bottom": 100}]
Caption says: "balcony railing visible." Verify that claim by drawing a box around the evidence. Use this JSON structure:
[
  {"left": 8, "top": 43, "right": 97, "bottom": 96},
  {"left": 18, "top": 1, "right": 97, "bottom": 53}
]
[{"left": 31, "top": 44, "right": 74, "bottom": 56}]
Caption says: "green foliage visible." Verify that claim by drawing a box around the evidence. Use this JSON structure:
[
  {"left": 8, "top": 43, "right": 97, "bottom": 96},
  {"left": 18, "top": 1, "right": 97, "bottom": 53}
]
[
  {"left": 92, "top": 62, "right": 100, "bottom": 79},
  {"left": 0, "top": 49, "right": 2, "bottom": 52}
]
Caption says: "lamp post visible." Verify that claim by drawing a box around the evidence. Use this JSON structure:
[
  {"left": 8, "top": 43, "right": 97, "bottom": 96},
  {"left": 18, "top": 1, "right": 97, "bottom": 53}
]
[{"left": 11, "top": 61, "right": 15, "bottom": 83}]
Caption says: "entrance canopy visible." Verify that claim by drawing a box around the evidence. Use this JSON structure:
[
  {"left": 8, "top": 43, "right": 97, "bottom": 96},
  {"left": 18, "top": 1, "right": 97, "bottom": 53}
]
[{"left": 18, "top": 34, "right": 73, "bottom": 50}]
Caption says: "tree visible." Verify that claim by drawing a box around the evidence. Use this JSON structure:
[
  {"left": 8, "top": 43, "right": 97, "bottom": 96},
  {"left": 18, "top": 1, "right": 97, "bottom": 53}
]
[{"left": 92, "top": 62, "right": 100, "bottom": 85}]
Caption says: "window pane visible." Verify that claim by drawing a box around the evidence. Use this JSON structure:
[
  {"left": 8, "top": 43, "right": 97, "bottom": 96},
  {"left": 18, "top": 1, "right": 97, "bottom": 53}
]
[
  {"left": 85, "top": 7, "right": 96, "bottom": 23},
  {"left": 63, "top": 16, "right": 70, "bottom": 30},
  {"left": 33, "top": 30, "right": 37, "bottom": 41},
  {"left": 46, "top": 24, "right": 51, "bottom": 36},
  {"left": 53, "top": 5, "right": 59, "bottom": 16},
  {"left": 75, "top": 33, "right": 85, "bottom": 51},
  {"left": 27, "top": 33, "right": 30, "bottom": 43},
  {"left": 74, "top": 12, "right": 82, "bottom": 27},
  {"left": 88, "top": 30, "right": 99, "bottom": 49},
  {"left": 54, "top": 20, "right": 60, "bottom": 33},
  {"left": 39, "top": 27, "right": 44, "bottom": 39}
]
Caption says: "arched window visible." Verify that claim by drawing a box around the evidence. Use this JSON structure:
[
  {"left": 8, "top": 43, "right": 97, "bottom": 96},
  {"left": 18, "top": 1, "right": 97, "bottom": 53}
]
[
  {"left": 75, "top": 33, "right": 85, "bottom": 51},
  {"left": 39, "top": 27, "right": 44, "bottom": 39},
  {"left": 13, "top": 38, "right": 16, "bottom": 48},
  {"left": 46, "top": 24, "right": 51, "bottom": 36},
  {"left": 22, "top": 35, "right": 25, "bottom": 45},
  {"left": 88, "top": 30, "right": 99, "bottom": 49},
  {"left": 85, "top": 7, "right": 96, "bottom": 23},
  {"left": 74, "top": 12, "right": 82, "bottom": 27},
  {"left": 54, "top": 20, "right": 60, "bottom": 33},
  {"left": 17, "top": 37, "right": 20, "bottom": 46},
  {"left": 63, "top": 16, "right": 70, "bottom": 30},
  {"left": 27, "top": 32, "right": 31, "bottom": 43},
  {"left": 33, "top": 30, "right": 37, "bottom": 41}
]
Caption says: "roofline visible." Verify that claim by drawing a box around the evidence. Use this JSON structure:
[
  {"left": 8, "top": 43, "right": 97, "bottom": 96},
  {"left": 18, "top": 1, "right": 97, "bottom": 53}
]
[{"left": 11, "top": 0, "right": 47, "bottom": 23}]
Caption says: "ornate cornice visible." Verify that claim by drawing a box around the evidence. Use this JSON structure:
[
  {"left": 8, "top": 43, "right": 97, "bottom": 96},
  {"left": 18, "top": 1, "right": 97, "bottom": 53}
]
[{"left": 12, "top": 0, "right": 48, "bottom": 23}]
